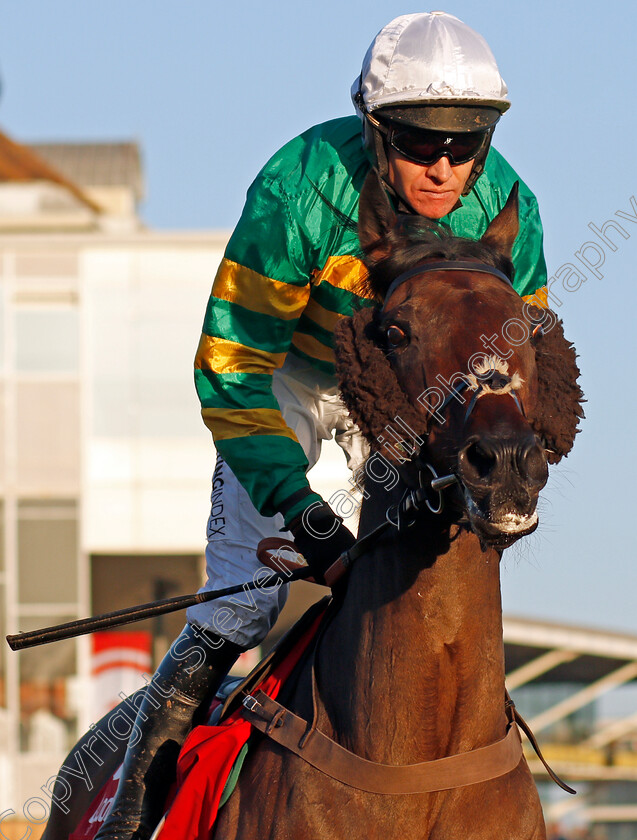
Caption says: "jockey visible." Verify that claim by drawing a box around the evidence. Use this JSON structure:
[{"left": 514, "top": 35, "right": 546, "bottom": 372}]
[{"left": 97, "top": 12, "right": 548, "bottom": 839}]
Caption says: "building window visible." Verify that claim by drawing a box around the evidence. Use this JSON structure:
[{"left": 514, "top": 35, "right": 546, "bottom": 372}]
[
  {"left": 16, "top": 382, "right": 81, "bottom": 492},
  {"left": 15, "top": 306, "right": 79, "bottom": 373},
  {"left": 17, "top": 500, "right": 78, "bottom": 604}
]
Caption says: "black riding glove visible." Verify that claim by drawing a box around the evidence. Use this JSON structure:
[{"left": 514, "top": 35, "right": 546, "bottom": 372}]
[{"left": 288, "top": 502, "right": 356, "bottom": 586}]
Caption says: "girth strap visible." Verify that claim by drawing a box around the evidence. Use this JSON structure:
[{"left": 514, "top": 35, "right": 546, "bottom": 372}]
[{"left": 242, "top": 690, "right": 524, "bottom": 795}]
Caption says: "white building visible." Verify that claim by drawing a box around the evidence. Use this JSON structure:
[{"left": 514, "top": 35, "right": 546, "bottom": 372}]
[{"left": 0, "top": 130, "right": 229, "bottom": 808}]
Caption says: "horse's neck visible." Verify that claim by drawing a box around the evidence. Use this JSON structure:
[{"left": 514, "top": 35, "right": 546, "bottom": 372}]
[{"left": 315, "top": 494, "right": 506, "bottom": 765}]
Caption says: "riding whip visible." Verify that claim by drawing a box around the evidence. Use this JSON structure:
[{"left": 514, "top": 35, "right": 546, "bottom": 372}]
[
  {"left": 6, "top": 566, "right": 312, "bottom": 651},
  {"left": 6, "top": 468, "right": 456, "bottom": 652}
]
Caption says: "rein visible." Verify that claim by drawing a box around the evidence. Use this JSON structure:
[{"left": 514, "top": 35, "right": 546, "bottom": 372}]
[{"left": 249, "top": 501, "right": 576, "bottom": 796}]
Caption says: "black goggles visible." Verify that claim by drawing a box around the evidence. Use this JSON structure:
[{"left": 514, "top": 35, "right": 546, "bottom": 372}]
[{"left": 373, "top": 118, "right": 489, "bottom": 166}]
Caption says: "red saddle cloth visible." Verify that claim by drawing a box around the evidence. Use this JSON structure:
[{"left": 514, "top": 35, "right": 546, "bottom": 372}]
[{"left": 70, "top": 607, "right": 326, "bottom": 840}]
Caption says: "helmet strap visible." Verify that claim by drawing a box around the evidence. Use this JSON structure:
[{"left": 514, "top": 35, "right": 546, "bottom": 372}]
[{"left": 461, "top": 126, "right": 495, "bottom": 194}]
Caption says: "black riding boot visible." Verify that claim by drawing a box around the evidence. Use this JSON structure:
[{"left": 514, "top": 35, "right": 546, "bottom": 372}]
[{"left": 94, "top": 623, "right": 244, "bottom": 840}]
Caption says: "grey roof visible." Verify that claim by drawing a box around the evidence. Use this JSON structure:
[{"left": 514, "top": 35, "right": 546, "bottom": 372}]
[
  {"left": 504, "top": 616, "right": 637, "bottom": 684},
  {"left": 29, "top": 141, "right": 144, "bottom": 200}
]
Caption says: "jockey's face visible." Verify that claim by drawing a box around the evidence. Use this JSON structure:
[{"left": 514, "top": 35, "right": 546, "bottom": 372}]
[{"left": 386, "top": 148, "right": 474, "bottom": 219}]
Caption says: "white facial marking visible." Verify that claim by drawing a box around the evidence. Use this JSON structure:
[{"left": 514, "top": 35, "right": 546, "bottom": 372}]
[{"left": 466, "top": 355, "right": 524, "bottom": 398}]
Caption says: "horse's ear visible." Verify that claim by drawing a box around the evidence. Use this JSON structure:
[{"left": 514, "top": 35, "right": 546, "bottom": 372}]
[
  {"left": 357, "top": 170, "right": 398, "bottom": 264},
  {"left": 527, "top": 309, "right": 585, "bottom": 464},
  {"left": 481, "top": 181, "right": 520, "bottom": 261}
]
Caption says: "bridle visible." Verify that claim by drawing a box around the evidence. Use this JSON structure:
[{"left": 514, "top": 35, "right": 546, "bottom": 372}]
[
  {"left": 242, "top": 260, "right": 575, "bottom": 799},
  {"left": 381, "top": 259, "right": 513, "bottom": 304}
]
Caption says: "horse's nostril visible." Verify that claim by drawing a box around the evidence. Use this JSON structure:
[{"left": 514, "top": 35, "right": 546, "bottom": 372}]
[
  {"left": 463, "top": 441, "right": 497, "bottom": 480},
  {"left": 519, "top": 443, "right": 549, "bottom": 485}
]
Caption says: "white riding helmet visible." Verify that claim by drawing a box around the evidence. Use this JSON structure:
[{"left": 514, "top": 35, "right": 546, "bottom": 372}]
[{"left": 352, "top": 12, "right": 511, "bottom": 193}]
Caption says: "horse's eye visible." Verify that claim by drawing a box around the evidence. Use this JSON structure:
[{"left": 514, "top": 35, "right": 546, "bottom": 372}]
[{"left": 386, "top": 325, "right": 408, "bottom": 348}]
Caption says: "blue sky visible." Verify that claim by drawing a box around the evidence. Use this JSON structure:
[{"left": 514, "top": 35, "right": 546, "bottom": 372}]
[{"left": 1, "top": 0, "right": 636, "bottom": 633}]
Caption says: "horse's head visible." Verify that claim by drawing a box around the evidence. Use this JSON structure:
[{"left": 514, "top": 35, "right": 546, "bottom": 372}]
[{"left": 335, "top": 173, "right": 584, "bottom": 549}]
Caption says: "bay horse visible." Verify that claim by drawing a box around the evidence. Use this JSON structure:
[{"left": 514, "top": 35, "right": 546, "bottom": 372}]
[
  {"left": 42, "top": 173, "right": 583, "bottom": 839},
  {"left": 211, "top": 173, "right": 583, "bottom": 839}
]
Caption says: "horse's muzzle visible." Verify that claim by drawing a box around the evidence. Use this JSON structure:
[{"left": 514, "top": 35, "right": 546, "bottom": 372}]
[{"left": 457, "top": 433, "right": 548, "bottom": 547}]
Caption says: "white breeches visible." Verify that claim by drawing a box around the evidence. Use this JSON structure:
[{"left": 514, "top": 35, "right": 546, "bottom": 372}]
[{"left": 186, "top": 355, "right": 367, "bottom": 647}]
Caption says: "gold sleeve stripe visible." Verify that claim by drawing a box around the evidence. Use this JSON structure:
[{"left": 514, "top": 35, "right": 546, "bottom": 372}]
[
  {"left": 212, "top": 258, "right": 309, "bottom": 320},
  {"left": 522, "top": 286, "right": 549, "bottom": 308},
  {"left": 291, "top": 332, "right": 335, "bottom": 364},
  {"left": 202, "top": 407, "right": 300, "bottom": 443},
  {"left": 313, "top": 255, "right": 375, "bottom": 299},
  {"left": 303, "top": 298, "right": 346, "bottom": 333},
  {"left": 195, "top": 334, "right": 285, "bottom": 375}
]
